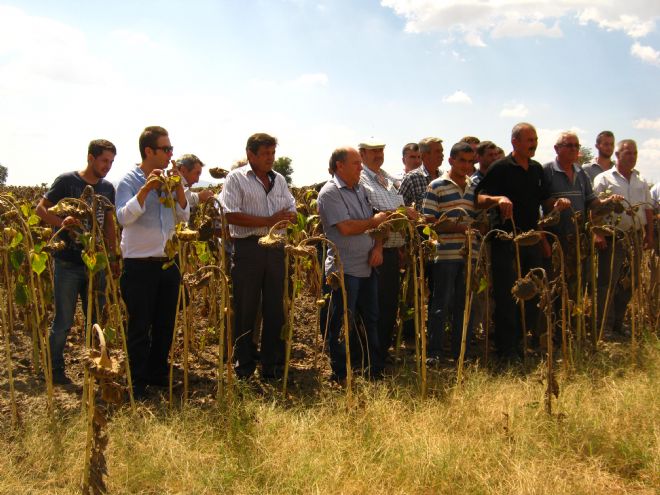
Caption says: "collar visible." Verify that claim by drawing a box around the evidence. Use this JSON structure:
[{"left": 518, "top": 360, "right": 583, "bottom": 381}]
[
  {"left": 415, "top": 164, "right": 431, "bottom": 177},
  {"left": 442, "top": 170, "right": 473, "bottom": 187},
  {"left": 332, "top": 174, "right": 359, "bottom": 191},
  {"left": 241, "top": 165, "right": 276, "bottom": 182},
  {"left": 612, "top": 167, "right": 639, "bottom": 182},
  {"left": 552, "top": 159, "right": 579, "bottom": 175}
]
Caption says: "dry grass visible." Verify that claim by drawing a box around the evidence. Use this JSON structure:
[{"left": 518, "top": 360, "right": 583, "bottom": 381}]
[{"left": 1, "top": 339, "right": 658, "bottom": 495}]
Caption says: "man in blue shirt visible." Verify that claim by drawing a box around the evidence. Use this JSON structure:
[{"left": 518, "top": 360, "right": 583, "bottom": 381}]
[
  {"left": 318, "top": 147, "right": 388, "bottom": 383},
  {"left": 116, "top": 126, "right": 189, "bottom": 399}
]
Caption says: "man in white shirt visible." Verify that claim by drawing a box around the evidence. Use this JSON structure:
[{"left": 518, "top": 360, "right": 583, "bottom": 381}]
[
  {"left": 175, "top": 154, "right": 214, "bottom": 209},
  {"left": 593, "top": 139, "right": 654, "bottom": 337},
  {"left": 116, "top": 126, "right": 190, "bottom": 399},
  {"left": 220, "top": 133, "right": 296, "bottom": 380}
]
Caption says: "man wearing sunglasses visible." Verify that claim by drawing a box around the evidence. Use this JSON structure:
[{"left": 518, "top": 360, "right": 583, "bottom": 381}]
[{"left": 115, "top": 126, "right": 190, "bottom": 400}]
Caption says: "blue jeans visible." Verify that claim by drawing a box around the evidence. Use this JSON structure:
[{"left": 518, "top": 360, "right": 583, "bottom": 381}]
[
  {"left": 428, "top": 260, "right": 469, "bottom": 359},
  {"left": 50, "top": 258, "right": 105, "bottom": 371},
  {"left": 326, "top": 272, "right": 383, "bottom": 379}
]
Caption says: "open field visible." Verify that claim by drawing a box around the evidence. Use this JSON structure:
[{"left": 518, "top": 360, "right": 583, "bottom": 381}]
[{"left": 1, "top": 329, "right": 658, "bottom": 494}]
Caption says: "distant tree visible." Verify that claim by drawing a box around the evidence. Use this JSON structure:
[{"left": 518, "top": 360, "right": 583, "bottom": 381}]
[
  {"left": 577, "top": 146, "right": 594, "bottom": 166},
  {"left": 0, "top": 163, "right": 7, "bottom": 185},
  {"left": 274, "top": 156, "right": 294, "bottom": 185}
]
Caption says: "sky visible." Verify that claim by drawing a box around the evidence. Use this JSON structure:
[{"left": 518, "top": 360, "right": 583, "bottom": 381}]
[{"left": 1, "top": 0, "right": 660, "bottom": 187}]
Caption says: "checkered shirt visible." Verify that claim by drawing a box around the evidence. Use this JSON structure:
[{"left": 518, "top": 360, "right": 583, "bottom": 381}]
[
  {"left": 399, "top": 165, "right": 432, "bottom": 211},
  {"left": 359, "top": 167, "right": 405, "bottom": 248}
]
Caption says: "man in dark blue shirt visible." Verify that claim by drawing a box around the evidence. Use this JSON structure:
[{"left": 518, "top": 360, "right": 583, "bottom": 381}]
[{"left": 36, "top": 139, "right": 117, "bottom": 385}]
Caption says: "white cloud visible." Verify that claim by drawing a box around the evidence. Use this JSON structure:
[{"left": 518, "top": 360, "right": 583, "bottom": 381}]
[
  {"left": 631, "top": 42, "right": 660, "bottom": 66},
  {"left": 500, "top": 103, "right": 529, "bottom": 118},
  {"left": 464, "top": 31, "right": 486, "bottom": 47},
  {"left": 291, "top": 72, "right": 329, "bottom": 87},
  {"left": 442, "top": 90, "right": 472, "bottom": 104},
  {"left": 249, "top": 72, "right": 329, "bottom": 89},
  {"left": 381, "top": 1, "right": 660, "bottom": 45},
  {"left": 634, "top": 118, "right": 660, "bottom": 130},
  {"left": 111, "top": 29, "right": 158, "bottom": 49},
  {"left": 638, "top": 138, "right": 660, "bottom": 183}
]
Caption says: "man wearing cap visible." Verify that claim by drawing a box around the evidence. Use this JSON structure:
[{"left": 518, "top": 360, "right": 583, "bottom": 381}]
[
  {"left": 220, "top": 132, "right": 296, "bottom": 380},
  {"left": 175, "top": 154, "right": 214, "bottom": 209},
  {"left": 399, "top": 137, "right": 444, "bottom": 211},
  {"left": 116, "top": 126, "right": 190, "bottom": 399},
  {"left": 358, "top": 139, "right": 408, "bottom": 358},
  {"left": 318, "top": 147, "right": 388, "bottom": 382}
]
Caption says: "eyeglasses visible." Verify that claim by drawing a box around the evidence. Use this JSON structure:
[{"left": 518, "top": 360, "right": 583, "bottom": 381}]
[
  {"left": 559, "top": 143, "right": 580, "bottom": 149},
  {"left": 153, "top": 146, "right": 174, "bottom": 153}
]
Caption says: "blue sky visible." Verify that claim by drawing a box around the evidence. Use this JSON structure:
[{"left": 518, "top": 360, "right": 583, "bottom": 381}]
[{"left": 1, "top": 0, "right": 659, "bottom": 187}]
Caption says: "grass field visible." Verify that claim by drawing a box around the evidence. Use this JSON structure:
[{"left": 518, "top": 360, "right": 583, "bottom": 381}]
[{"left": 1, "top": 336, "right": 658, "bottom": 495}]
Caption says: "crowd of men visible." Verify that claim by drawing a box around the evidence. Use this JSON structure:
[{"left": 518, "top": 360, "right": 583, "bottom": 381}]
[{"left": 37, "top": 124, "right": 659, "bottom": 396}]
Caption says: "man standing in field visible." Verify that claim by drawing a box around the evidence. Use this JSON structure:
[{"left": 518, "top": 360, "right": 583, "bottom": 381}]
[
  {"left": 175, "top": 154, "right": 214, "bottom": 209},
  {"left": 475, "top": 123, "right": 570, "bottom": 361},
  {"left": 318, "top": 147, "right": 388, "bottom": 383},
  {"left": 592, "top": 140, "right": 654, "bottom": 338},
  {"left": 116, "top": 126, "right": 190, "bottom": 399},
  {"left": 471, "top": 140, "right": 499, "bottom": 187},
  {"left": 399, "top": 137, "right": 444, "bottom": 211},
  {"left": 583, "top": 131, "right": 616, "bottom": 184},
  {"left": 220, "top": 133, "right": 296, "bottom": 380},
  {"left": 358, "top": 139, "right": 409, "bottom": 358},
  {"left": 422, "top": 142, "right": 479, "bottom": 361},
  {"left": 36, "top": 139, "right": 118, "bottom": 385},
  {"left": 401, "top": 142, "right": 422, "bottom": 175}
]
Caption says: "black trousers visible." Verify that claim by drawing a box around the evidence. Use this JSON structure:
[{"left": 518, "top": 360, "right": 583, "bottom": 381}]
[
  {"left": 376, "top": 247, "right": 401, "bottom": 355},
  {"left": 490, "top": 239, "right": 542, "bottom": 357},
  {"left": 231, "top": 237, "right": 285, "bottom": 378},
  {"left": 120, "top": 259, "right": 180, "bottom": 387}
]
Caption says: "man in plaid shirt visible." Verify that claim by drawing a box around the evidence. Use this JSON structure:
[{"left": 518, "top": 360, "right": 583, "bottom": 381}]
[
  {"left": 358, "top": 139, "right": 412, "bottom": 358},
  {"left": 399, "top": 137, "right": 444, "bottom": 211}
]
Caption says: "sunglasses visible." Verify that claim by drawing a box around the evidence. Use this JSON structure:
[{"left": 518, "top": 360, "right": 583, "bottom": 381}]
[{"left": 153, "top": 146, "right": 174, "bottom": 153}]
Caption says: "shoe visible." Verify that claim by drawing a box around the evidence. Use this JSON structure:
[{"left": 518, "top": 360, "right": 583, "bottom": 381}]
[
  {"left": 52, "top": 369, "right": 73, "bottom": 386},
  {"left": 132, "top": 384, "right": 149, "bottom": 401}
]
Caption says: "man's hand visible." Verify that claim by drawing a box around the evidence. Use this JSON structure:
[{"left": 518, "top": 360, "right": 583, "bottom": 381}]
[
  {"left": 144, "top": 169, "right": 164, "bottom": 192},
  {"left": 404, "top": 207, "right": 419, "bottom": 221},
  {"left": 269, "top": 209, "right": 296, "bottom": 227},
  {"left": 61, "top": 216, "right": 79, "bottom": 229},
  {"left": 497, "top": 197, "right": 513, "bottom": 219},
  {"left": 371, "top": 211, "right": 388, "bottom": 228},
  {"left": 553, "top": 198, "right": 571, "bottom": 212},
  {"left": 606, "top": 194, "right": 624, "bottom": 204},
  {"left": 198, "top": 190, "right": 214, "bottom": 202},
  {"left": 594, "top": 232, "right": 607, "bottom": 250},
  {"left": 110, "top": 260, "right": 121, "bottom": 279},
  {"left": 368, "top": 244, "right": 383, "bottom": 267}
]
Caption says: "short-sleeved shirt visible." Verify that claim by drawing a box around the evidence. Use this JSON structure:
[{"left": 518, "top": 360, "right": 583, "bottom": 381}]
[
  {"left": 593, "top": 168, "right": 653, "bottom": 231},
  {"left": 359, "top": 167, "right": 405, "bottom": 248},
  {"left": 317, "top": 175, "right": 375, "bottom": 277},
  {"left": 542, "top": 160, "right": 596, "bottom": 240},
  {"left": 475, "top": 154, "right": 549, "bottom": 233},
  {"left": 220, "top": 165, "right": 295, "bottom": 238},
  {"left": 582, "top": 162, "right": 613, "bottom": 184},
  {"left": 651, "top": 182, "right": 660, "bottom": 209},
  {"left": 422, "top": 172, "right": 478, "bottom": 262},
  {"left": 399, "top": 165, "right": 435, "bottom": 211},
  {"left": 44, "top": 172, "right": 115, "bottom": 264}
]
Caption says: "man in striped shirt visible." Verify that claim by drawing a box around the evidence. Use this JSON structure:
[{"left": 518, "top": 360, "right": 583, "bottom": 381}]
[
  {"left": 422, "top": 142, "right": 478, "bottom": 361},
  {"left": 220, "top": 133, "right": 296, "bottom": 380}
]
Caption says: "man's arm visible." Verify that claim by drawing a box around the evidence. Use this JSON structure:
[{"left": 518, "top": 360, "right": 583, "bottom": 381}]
[
  {"left": 335, "top": 212, "right": 387, "bottom": 236},
  {"left": 36, "top": 197, "right": 68, "bottom": 228},
  {"left": 225, "top": 210, "right": 296, "bottom": 228},
  {"left": 476, "top": 193, "right": 513, "bottom": 219}
]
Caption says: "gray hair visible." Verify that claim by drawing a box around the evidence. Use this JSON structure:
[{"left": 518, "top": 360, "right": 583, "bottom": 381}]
[
  {"left": 418, "top": 137, "right": 443, "bottom": 154},
  {"left": 329, "top": 147, "right": 350, "bottom": 175},
  {"left": 616, "top": 139, "right": 637, "bottom": 152},
  {"left": 176, "top": 153, "right": 204, "bottom": 172},
  {"left": 555, "top": 131, "right": 579, "bottom": 146}
]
